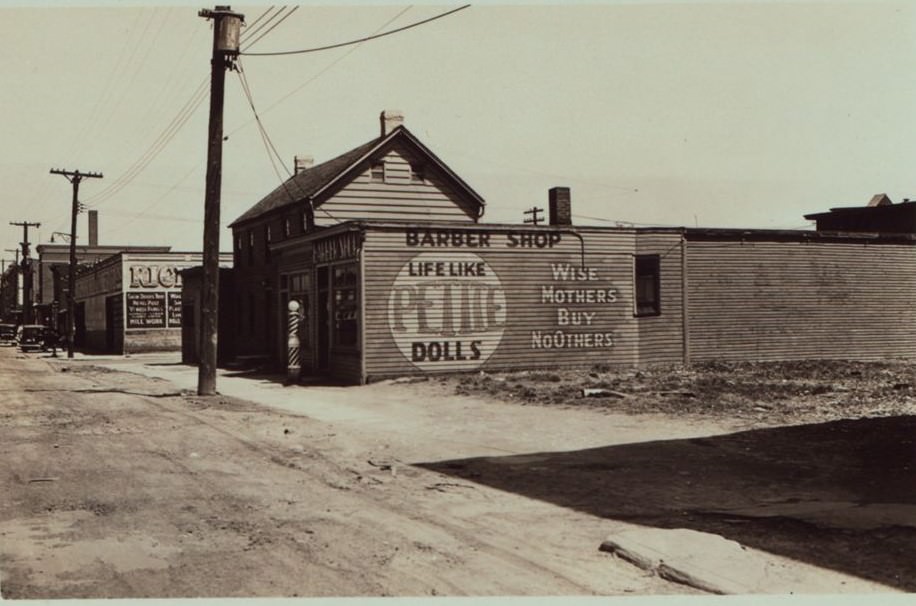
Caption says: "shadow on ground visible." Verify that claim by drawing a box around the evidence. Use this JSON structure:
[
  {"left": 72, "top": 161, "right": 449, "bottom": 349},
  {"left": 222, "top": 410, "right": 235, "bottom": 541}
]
[
  {"left": 418, "top": 415, "right": 916, "bottom": 591},
  {"left": 221, "top": 369, "right": 351, "bottom": 387}
]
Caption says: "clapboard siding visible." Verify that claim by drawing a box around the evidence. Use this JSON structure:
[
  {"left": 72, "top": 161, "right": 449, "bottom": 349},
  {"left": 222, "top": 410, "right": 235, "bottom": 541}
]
[
  {"left": 315, "top": 145, "right": 477, "bottom": 226},
  {"left": 686, "top": 240, "right": 916, "bottom": 361},
  {"left": 636, "top": 232, "right": 686, "bottom": 365},
  {"left": 361, "top": 226, "right": 641, "bottom": 380}
]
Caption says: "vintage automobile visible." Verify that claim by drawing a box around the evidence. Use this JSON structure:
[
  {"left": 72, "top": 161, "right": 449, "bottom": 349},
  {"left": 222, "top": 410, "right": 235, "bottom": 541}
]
[
  {"left": 0, "top": 323, "right": 16, "bottom": 346},
  {"left": 16, "top": 324, "right": 46, "bottom": 353}
]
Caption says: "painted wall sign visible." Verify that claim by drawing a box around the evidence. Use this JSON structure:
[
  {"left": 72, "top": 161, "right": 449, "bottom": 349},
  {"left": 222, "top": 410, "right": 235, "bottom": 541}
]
[
  {"left": 126, "top": 292, "right": 166, "bottom": 328},
  {"left": 167, "top": 292, "right": 182, "bottom": 328},
  {"left": 531, "top": 262, "right": 617, "bottom": 349},
  {"left": 128, "top": 264, "right": 183, "bottom": 289},
  {"left": 405, "top": 228, "right": 562, "bottom": 250},
  {"left": 387, "top": 252, "right": 507, "bottom": 370}
]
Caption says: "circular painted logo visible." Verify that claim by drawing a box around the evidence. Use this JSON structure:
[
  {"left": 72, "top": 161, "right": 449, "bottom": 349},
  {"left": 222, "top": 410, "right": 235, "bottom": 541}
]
[{"left": 387, "top": 252, "right": 507, "bottom": 371}]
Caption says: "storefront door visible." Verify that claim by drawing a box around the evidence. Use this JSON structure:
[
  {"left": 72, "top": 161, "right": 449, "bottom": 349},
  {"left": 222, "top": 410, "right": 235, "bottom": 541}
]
[{"left": 317, "top": 266, "right": 330, "bottom": 372}]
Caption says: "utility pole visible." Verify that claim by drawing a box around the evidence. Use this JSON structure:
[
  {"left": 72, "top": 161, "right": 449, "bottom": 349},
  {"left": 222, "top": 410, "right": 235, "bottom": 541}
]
[
  {"left": 10, "top": 221, "right": 41, "bottom": 324},
  {"left": 50, "top": 168, "right": 103, "bottom": 358},
  {"left": 524, "top": 206, "right": 544, "bottom": 226},
  {"left": 197, "top": 6, "right": 244, "bottom": 396}
]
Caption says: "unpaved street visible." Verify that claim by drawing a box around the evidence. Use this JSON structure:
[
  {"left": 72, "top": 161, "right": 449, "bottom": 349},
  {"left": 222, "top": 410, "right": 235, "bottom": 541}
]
[
  {"left": 4, "top": 347, "right": 914, "bottom": 598},
  {"left": 0, "top": 347, "right": 692, "bottom": 598}
]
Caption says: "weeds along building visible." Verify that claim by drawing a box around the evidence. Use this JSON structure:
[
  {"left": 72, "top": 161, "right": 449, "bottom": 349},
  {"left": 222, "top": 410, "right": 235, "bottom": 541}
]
[{"left": 221, "top": 111, "right": 916, "bottom": 384}]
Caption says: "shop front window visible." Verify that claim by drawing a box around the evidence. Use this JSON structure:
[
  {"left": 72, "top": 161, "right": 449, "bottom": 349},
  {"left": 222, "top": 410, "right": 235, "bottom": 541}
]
[{"left": 332, "top": 263, "right": 359, "bottom": 348}]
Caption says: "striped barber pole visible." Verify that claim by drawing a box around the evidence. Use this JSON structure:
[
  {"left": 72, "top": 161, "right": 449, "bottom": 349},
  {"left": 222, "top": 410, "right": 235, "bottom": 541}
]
[{"left": 287, "top": 300, "right": 301, "bottom": 383}]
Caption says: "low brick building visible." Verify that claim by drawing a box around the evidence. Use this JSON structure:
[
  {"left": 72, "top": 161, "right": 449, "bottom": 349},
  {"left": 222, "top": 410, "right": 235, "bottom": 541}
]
[{"left": 73, "top": 251, "right": 231, "bottom": 354}]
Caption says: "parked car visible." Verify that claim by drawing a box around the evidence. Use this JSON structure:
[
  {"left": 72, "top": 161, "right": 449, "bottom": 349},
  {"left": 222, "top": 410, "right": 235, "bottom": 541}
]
[
  {"left": 16, "top": 324, "right": 46, "bottom": 352},
  {"left": 0, "top": 323, "right": 16, "bottom": 346}
]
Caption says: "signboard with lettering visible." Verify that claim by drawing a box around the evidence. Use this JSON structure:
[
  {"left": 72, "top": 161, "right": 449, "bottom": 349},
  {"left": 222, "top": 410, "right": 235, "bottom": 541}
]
[
  {"left": 126, "top": 292, "right": 166, "bottom": 329},
  {"left": 365, "top": 226, "right": 640, "bottom": 378},
  {"left": 167, "top": 292, "right": 182, "bottom": 328},
  {"left": 314, "top": 231, "right": 361, "bottom": 264},
  {"left": 128, "top": 264, "right": 183, "bottom": 289},
  {"left": 387, "top": 252, "right": 507, "bottom": 371}
]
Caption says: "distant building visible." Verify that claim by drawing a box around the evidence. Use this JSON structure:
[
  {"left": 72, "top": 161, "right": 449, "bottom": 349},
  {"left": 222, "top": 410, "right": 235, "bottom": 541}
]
[
  {"left": 804, "top": 193, "right": 916, "bottom": 233},
  {"left": 34, "top": 211, "right": 170, "bottom": 329},
  {"left": 73, "top": 251, "right": 232, "bottom": 354}
]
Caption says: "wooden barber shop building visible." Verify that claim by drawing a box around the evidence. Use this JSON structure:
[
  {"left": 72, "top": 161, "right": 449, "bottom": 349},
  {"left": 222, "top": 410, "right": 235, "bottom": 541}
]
[{"left": 227, "top": 111, "right": 916, "bottom": 384}]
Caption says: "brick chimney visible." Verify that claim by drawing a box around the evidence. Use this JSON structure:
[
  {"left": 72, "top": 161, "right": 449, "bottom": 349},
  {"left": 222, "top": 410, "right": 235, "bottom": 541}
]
[
  {"left": 294, "top": 155, "right": 314, "bottom": 175},
  {"left": 548, "top": 187, "right": 572, "bottom": 226},
  {"left": 380, "top": 110, "right": 404, "bottom": 137},
  {"left": 88, "top": 210, "right": 99, "bottom": 246}
]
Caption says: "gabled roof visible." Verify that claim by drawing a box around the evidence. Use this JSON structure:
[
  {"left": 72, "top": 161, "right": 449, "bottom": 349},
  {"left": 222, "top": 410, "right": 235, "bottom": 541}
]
[{"left": 229, "top": 125, "right": 486, "bottom": 228}]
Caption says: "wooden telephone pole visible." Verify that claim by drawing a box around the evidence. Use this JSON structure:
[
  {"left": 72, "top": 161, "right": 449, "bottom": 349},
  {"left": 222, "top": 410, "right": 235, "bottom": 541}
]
[
  {"left": 50, "top": 169, "right": 103, "bottom": 358},
  {"left": 197, "top": 6, "right": 244, "bottom": 396},
  {"left": 9, "top": 221, "right": 40, "bottom": 324}
]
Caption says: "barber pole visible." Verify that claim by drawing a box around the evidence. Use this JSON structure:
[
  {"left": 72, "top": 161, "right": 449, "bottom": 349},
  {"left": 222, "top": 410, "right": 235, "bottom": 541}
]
[{"left": 287, "top": 299, "right": 301, "bottom": 384}]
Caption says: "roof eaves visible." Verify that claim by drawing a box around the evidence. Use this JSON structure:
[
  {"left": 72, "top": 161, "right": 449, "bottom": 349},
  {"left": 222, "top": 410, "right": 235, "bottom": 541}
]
[
  {"left": 309, "top": 130, "right": 399, "bottom": 203},
  {"left": 398, "top": 127, "right": 486, "bottom": 208}
]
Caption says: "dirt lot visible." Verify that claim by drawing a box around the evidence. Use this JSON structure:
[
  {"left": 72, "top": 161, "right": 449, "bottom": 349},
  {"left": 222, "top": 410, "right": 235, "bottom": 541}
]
[
  {"left": 441, "top": 359, "right": 916, "bottom": 425},
  {"left": 2, "top": 351, "right": 915, "bottom": 597},
  {"left": 431, "top": 360, "right": 916, "bottom": 591}
]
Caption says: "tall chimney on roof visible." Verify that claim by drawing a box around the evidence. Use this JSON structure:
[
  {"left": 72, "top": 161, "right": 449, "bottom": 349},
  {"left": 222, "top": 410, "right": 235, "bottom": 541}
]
[
  {"left": 294, "top": 155, "right": 314, "bottom": 174},
  {"left": 549, "top": 187, "right": 572, "bottom": 226},
  {"left": 88, "top": 210, "right": 99, "bottom": 246},
  {"left": 380, "top": 110, "right": 404, "bottom": 137}
]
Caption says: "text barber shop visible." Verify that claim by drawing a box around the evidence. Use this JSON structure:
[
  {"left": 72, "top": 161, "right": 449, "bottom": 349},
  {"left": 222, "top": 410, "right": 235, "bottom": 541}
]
[{"left": 278, "top": 221, "right": 670, "bottom": 384}]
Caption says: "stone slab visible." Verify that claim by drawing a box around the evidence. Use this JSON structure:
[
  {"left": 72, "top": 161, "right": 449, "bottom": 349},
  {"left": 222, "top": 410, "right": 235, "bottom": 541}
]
[{"left": 600, "top": 527, "right": 898, "bottom": 594}]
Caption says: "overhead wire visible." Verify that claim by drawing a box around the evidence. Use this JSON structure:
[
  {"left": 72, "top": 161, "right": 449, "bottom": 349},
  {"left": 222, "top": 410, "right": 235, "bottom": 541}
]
[
  {"left": 83, "top": 5, "right": 278, "bottom": 210},
  {"left": 94, "top": 3, "right": 457, "bottom": 238},
  {"left": 235, "top": 58, "right": 340, "bottom": 223},
  {"left": 242, "top": 5, "right": 276, "bottom": 33},
  {"left": 97, "top": 5, "right": 291, "bottom": 239},
  {"left": 227, "top": 4, "right": 421, "bottom": 225},
  {"left": 240, "top": 4, "right": 470, "bottom": 57},
  {"left": 90, "top": 8, "right": 174, "bottom": 158},
  {"left": 85, "top": 79, "right": 210, "bottom": 206},
  {"left": 37, "top": 8, "right": 155, "bottom": 236},
  {"left": 238, "top": 6, "right": 284, "bottom": 47},
  {"left": 227, "top": 5, "right": 413, "bottom": 135},
  {"left": 241, "top": 6, "right": 299, "bottom": 51}
]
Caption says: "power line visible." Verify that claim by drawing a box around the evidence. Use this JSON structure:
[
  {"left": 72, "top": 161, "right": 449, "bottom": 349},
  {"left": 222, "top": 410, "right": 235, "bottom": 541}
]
[
  {"left": 227, "top": 5, "right": 413, "bottom": 136},
  {"left": 241, "top": 6, "right": 299, "bottom": 51},
  {"left": 83, "top": 5, "right": 279, "bottom": 209},
  {"left": 243, "top": 5, "right": 276, "bottom": 33},
  {"left": 235, "top": 59, "right": 338, "bottom": 224},
  {"left": 240, "top": 4, "right": 470, "bottom": 57},
  {"left": 131, "top": 4, "right": 413, "bottom": 233},
  {"left": 239, "top": 6, "right": 283, "bottom": 46},
  {"left": 85, "top": 80, "right": 209, "bottom": 206}
]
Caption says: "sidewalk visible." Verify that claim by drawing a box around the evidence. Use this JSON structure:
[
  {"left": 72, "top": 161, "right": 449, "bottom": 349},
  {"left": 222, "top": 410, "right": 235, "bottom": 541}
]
[{"left": 74, "top": 352, "right": 903, "bottom": 595}]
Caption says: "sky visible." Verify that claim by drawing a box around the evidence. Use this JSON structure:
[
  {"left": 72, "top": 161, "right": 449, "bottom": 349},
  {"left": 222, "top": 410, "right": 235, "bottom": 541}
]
[{"left": 2, "top": 1, "right": 916, "bottom": 258}]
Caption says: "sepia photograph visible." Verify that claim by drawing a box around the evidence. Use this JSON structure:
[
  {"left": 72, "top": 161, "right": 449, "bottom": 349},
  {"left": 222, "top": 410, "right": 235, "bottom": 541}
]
[{"left": 1, "top": 0, "right": 915, "bottom": 601}]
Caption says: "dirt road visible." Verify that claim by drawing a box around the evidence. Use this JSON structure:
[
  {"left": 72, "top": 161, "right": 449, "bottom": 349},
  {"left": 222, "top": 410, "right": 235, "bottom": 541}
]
[{"left": 0, "top": 348, "right": 694, "bottom": 598}]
